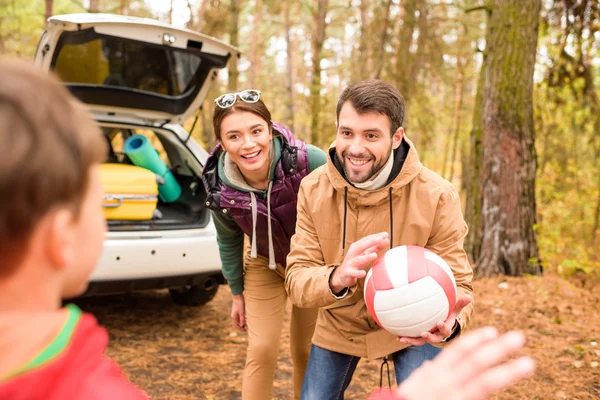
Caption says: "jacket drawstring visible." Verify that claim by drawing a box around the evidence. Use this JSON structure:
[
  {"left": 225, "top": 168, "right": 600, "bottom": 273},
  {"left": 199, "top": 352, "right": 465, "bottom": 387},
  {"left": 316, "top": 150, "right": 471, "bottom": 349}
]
[
  {"left": 389, "top": 187, "right": 393, "bottom": 249},
  {"left": 342, "top": 186, "right": 348, "bottom": 256},
  {"left": 249, "top": 182, "right": 275, "bottom": 269},
  {"left": 266, "top": 181, "right": 276, "bottom": 269},
  {"left": 249, "top": 192, "right": 258, "bottom": 258},
  {"left": 379, "top": 356, "right": 392, "bottom": 389}
]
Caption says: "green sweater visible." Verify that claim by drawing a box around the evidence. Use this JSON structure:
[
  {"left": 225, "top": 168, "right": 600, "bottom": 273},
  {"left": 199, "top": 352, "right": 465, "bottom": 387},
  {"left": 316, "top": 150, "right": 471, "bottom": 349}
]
[{"left": 212, "top": 138, "right": 327, "bottom": 295}]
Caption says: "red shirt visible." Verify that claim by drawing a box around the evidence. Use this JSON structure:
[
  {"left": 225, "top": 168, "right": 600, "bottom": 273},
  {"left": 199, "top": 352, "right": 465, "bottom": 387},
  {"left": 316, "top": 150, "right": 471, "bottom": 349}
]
[{"left": 0, "top": 308, "right": 147, "bottom": 400}]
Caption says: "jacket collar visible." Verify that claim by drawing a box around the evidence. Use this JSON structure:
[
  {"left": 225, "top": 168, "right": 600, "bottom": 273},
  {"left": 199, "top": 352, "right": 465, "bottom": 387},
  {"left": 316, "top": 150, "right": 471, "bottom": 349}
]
[{"left": 325, "top": 136, "right": 422, "bottom": 204}]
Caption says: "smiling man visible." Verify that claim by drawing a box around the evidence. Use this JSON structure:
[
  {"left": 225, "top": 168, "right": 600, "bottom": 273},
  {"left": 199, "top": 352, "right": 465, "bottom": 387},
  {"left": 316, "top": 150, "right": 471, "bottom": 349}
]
[{"left": 285, "top": 79, "right": 474, "bottom": 399}]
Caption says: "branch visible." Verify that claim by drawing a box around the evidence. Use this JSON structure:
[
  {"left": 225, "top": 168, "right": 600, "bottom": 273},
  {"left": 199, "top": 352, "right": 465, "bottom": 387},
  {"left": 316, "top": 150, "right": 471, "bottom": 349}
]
[{"left": 464, "top": 4, "right": 492, "bottom": 15}]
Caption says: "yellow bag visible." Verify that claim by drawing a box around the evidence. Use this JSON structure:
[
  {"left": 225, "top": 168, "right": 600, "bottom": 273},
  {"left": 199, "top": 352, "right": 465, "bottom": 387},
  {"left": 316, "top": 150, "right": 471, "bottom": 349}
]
[{"left": 99, "top": 164, "right": 159, "bottom": 220}]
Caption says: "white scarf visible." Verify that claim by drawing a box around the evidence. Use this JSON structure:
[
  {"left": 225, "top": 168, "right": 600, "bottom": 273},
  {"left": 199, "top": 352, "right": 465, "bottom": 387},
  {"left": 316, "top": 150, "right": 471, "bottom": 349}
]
[{"left": 351, "top": 151, "right": 394, "bottom": 191}]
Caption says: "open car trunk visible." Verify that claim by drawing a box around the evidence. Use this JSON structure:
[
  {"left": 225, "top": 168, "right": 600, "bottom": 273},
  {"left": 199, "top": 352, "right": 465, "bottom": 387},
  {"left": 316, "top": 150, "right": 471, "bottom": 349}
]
[
  {"left": 101, "top": 124, "right": 210, "bottom": 232},
  {"left": 35, "top": 13, "right": 239, "bottom": 125}
]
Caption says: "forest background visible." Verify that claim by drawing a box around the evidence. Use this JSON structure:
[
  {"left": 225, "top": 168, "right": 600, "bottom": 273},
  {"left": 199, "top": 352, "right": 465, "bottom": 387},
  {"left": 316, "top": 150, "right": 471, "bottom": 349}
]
[{"left": 0, "top": 0, "right": 599, "bottom": 281}]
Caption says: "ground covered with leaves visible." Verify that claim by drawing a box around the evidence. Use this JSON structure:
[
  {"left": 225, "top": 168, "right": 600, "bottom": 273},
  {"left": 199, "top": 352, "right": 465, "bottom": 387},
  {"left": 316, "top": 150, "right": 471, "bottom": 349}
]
[{"left": 77, "top": 274, "right": 600, "bottom": 399}]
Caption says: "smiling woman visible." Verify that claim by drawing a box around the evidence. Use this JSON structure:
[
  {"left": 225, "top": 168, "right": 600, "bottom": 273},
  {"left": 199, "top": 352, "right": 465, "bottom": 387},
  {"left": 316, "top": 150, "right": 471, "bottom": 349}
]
[{"left": 201, "top": 90, "right": 327, "bottom": 400}]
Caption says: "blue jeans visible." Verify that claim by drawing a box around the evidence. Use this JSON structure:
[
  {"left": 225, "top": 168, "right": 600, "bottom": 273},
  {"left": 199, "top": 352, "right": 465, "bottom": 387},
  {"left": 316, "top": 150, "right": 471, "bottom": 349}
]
[{"left": 300, "top": 344, "right": 442, "bottom": 400}]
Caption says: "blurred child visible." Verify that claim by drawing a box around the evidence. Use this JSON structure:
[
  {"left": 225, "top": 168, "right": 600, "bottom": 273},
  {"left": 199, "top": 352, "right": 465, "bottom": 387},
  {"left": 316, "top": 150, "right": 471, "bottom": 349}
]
[{"left": 0, "top": 59, "right": 147, "bottom": 400}]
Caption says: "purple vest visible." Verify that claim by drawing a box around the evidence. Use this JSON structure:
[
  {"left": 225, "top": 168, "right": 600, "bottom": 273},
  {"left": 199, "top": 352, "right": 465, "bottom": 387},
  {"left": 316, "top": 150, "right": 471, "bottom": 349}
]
[{"left": 203, "top": 123, "right": 309, "bottom": 266}]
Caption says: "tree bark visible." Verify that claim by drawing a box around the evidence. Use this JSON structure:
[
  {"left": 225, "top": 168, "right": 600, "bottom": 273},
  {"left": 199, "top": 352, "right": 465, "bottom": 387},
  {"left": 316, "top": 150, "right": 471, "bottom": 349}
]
[
  {"left": 357, "top": 0, "right": 371, "bottom": 79},
  {"left": 45, "top": 0, "right": 53, "bottom": 21},
  {"left": 448, "top": 62, "right": 465, "bottom": 182},
  {"left": 310, "top": 0, "right": 328, "bottom": 147},
  {"left": 372, "top": 0, "right": 393, "bottom": 79},
  {"left": 228, "top": 0, "right": 240, "bottom": 91},
  {"left": 201, "top": 102, "right": 215, "bottom": 150},
  {"left": 283, "top": 0, "right": 295, "bottom": 131},
  {"left": 89, "top": 0, "right": 99, "bottom": 12},
  {"left": 169, "top": 0, "right": 173, "bottom": 25},
  {"left": 196, "top": 0, "right": 208, "bottom": 31},
  {"left": 121, "top": 0, "right": 129, "bottom": 15},
  {"left": 248, "top": 0, "right": 262, "bottom": 89},
  {"left": 185, "top": 0, "right": 194, "bottom": 28},
  {"left": 395, "top": 0, "right": 418, "bottom": 99},
  {"left": 478, "top": 0, "right": 542, "bottom": 276},
  {"left": 465, "top": 58, "right": 485, "bottom": 265}
]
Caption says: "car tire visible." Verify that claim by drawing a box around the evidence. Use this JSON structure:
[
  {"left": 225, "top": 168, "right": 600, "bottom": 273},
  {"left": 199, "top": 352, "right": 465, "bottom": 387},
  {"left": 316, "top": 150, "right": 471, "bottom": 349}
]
[{"left": 169, "top": 276, "right": 219, "bottom": 306}]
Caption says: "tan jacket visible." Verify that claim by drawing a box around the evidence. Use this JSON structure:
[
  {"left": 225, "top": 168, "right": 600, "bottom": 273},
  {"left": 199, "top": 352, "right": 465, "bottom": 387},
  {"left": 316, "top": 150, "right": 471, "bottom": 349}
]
[{"left": 285, "top": 138, "right": 474, "bottom": 359}]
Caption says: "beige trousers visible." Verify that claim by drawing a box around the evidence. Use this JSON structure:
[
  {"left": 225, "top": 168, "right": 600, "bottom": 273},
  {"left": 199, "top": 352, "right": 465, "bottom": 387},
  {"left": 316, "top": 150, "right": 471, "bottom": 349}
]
[{"left": 241, "top": 250, "right": 317, "bottom": 400}]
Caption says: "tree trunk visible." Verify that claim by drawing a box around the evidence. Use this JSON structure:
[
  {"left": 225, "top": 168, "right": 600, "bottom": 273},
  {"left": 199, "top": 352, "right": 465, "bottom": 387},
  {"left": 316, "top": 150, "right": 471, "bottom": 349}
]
[
  {"left": 356, "top": 0, "right": 371, "bottom": 79},
  {"left": 478, "top": 0, "right": 542, "bottom": 277},
  {"left": 196, "top": 0, "right": 208, "bottom": 31},
  {"left": 594, "top": 164, "right": 600, "bottom": 241},
  {"left": 228, "top": 0, "right": 240, "bottom": 91},
  {"left": 201, "top": 102, "right": 214, "bottom": 150},
  {"left": 45, "top": 0, "right": 53, "bottom": 21},
  {"left": 283, "top": 0, "right": 295, "bottom": 131},
  {"left": 372, "top": 0, "right": 393, "bottom": 79},
  {"left": 185, "top": 0, "right": 194, "bottom": 28},
  {"left": 310, "top": 0, "right": 328, "bottom": 147},
  {"left": 465, "top": 59, "right": 485, "bottom": 265},
  {"left": 89, "top": 0, "right": 99, "bottom": 12},
  {"left": 395, "top": 0, "right": 418, "bottom": 99},
  {"left": 248, "top": 0, "right": 262, "bottom": 89},
  {"left": 448, "top": 63, "right": 465, "bottom": 182}
]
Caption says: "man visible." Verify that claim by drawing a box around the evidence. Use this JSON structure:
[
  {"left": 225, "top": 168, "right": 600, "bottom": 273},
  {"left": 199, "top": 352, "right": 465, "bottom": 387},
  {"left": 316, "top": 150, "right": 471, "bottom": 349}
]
[
  {"left": 0, "top": 59, "right": 147, "bottom": 399},
  {"left": 285, "top": 79, "right": 474, "bottom": 399}
]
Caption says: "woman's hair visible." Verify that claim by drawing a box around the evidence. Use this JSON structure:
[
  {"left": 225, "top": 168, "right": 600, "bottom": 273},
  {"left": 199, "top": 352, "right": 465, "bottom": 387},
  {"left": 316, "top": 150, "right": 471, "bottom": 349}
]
[{"left": 212, "top": 97, "right": 272, "bottom": 142}]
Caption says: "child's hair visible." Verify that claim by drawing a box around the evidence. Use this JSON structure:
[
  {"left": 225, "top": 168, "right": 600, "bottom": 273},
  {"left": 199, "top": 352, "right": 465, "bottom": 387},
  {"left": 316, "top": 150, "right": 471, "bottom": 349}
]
[{"left": 0, "top": 59, "right": 107, "bottom": 274}]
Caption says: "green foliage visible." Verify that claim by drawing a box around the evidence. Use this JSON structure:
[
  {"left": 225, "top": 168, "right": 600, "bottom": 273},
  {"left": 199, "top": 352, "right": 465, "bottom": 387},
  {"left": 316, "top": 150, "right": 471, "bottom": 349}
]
[{"left": 1, "top": 0, "right": 598, "bottom": 280}]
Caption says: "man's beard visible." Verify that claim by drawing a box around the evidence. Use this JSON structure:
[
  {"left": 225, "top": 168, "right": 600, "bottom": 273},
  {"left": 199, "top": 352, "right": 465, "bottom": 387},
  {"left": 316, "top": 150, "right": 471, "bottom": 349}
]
[{"left": 341, "top": 147, "right": 392, "bottom": 184}]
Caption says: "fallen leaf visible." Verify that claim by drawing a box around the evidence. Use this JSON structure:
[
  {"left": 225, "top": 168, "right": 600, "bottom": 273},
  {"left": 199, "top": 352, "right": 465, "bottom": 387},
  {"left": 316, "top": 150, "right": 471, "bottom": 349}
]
[
  {"left": 229, "top": 332, "right": 238, "bottom": 338},
  {"left": 498, "top": 282, "right": 509, "bottom": 289},
  {"left": 573, "top": 361, "right": 583, "bottom": 368},
  {"left": 555, "top": 391, "right": 567, "bottom": 399},
  {"left": 591, "top": 361, "right": 599, "bottom": 368},
  {"left": 591, "top": 341, "right": 597, "bottom": 346}
]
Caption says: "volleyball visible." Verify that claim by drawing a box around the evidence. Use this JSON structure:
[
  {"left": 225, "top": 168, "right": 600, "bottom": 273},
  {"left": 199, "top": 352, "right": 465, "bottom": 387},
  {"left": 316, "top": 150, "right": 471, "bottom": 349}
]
[{"left": 364, "top": 245, "right": 457, "bottom": 337}]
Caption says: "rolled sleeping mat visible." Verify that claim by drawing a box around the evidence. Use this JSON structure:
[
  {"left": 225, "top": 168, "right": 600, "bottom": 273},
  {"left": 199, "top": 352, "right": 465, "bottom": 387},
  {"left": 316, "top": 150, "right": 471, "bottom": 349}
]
[{"left": 123, "top": 135, "right": 182, "bottom": 203}]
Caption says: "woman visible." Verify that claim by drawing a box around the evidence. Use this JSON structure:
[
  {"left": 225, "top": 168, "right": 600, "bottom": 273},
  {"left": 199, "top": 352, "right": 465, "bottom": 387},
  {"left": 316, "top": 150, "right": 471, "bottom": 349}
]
[{"left": 202, "top": 89, "right": 327, "bottom": 400}]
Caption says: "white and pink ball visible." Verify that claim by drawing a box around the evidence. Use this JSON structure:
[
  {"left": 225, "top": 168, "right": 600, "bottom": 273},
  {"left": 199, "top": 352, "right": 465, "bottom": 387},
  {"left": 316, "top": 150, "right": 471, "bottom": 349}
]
[{"left": 364, "top": 245, "right": 457, "bottom": 338}]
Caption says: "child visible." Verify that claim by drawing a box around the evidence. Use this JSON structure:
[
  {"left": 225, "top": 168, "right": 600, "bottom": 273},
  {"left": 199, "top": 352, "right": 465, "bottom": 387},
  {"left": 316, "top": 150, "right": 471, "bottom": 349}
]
[{"left": 0, "top": 59, "right": 147, "bottom": 400}]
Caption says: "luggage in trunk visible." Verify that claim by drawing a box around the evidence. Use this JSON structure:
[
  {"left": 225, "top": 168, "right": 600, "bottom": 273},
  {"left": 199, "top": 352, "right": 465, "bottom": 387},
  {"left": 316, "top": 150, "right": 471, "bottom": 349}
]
[{"left": 99, "top": 164, "right": 159, "bottom": 220}]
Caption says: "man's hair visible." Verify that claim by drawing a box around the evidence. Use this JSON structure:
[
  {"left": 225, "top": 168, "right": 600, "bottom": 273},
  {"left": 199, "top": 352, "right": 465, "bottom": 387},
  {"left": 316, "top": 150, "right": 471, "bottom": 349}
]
[
  {"left": 336, "top": 79, "right": 405, "bottom": 136},
  {"left": 0, "top": 59, "right": 107, "bottom": 273},
  {"left": 212, "top": 96, "right": 272, "bottom": 142}
]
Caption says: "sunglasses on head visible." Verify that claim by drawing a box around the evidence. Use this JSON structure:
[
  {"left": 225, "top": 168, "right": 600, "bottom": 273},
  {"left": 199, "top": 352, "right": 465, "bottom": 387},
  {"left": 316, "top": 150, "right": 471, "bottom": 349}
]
[{"left": 214, "top": 89, "right": 262, "bottom": 108}]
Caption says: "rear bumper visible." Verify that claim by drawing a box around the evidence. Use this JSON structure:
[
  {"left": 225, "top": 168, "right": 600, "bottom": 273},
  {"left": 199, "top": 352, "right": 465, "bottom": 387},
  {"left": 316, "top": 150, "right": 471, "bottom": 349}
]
[
  {"left": 90, "top": 227, "right": 222, "bottom": 281},
  {"left": 82, "top": 272, "right": 225, "bottom": 296}
]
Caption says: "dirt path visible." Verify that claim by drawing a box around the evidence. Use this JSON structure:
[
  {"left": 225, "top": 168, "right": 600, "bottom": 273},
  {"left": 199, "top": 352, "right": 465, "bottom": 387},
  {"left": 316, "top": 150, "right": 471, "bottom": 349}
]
[{"left": 76, "top": 274, "right": 600, "bottom": 399}]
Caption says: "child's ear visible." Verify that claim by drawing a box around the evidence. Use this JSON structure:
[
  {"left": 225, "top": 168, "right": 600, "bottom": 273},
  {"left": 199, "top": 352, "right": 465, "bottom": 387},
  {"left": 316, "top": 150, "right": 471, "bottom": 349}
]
[{"left": 45, "top": 209, "right": 76, "bottom": 271}]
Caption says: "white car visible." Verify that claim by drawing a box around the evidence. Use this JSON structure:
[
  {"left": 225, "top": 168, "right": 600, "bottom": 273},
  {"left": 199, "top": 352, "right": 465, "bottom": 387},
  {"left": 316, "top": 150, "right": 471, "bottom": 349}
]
[{"left": 34, "top": 13, "right": 239, "bottom": 306}]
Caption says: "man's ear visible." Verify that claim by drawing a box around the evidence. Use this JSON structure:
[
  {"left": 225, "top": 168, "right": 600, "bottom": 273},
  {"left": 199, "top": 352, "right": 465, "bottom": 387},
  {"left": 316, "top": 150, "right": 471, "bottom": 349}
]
[
  {"left": 45, "top": 209, "right": 76, "bottom": 271},
  {"left": 392, "top": 127, "right": 404, "bottom": 150}
]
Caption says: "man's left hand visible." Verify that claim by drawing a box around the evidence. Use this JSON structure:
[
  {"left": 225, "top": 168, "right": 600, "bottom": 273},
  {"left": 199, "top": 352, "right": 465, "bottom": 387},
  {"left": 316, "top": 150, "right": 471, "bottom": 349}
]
[{"left": 397, "top": 295, "right": 472, "bottom": 346}]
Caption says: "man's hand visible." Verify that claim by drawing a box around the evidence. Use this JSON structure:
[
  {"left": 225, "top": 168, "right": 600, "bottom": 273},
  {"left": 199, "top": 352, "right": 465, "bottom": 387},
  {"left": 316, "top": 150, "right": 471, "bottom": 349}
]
[
  {"left": 231, "top": 294, "right": 246, "bottom": 332},
  {"left": 329, "top": 232, "right": 390, "bottom": 294},
  {"left": 398, "top": 295, "right": 472, "bottom": 346}
]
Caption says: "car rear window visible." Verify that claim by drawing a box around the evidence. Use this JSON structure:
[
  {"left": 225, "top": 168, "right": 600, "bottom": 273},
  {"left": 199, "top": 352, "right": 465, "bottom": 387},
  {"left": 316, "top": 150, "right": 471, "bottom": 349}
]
[{"left": 52, "top": 29, "right": 203, "bottom": 97}]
